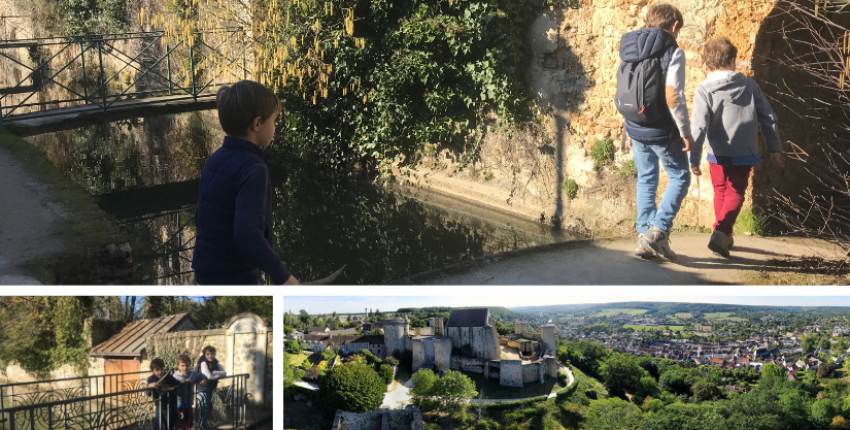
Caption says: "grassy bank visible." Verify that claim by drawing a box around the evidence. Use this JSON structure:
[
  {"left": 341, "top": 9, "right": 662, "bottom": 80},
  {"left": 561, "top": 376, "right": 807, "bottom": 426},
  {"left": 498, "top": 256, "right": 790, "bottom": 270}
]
[{"left": 0, "top": 133, "right": 129, "bottom": 283}]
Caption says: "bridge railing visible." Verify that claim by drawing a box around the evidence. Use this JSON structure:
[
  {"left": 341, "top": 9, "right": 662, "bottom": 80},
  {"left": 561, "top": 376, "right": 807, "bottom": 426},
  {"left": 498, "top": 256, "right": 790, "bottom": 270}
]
[
  {"left": 0, "top": 28, "right": 255, "bottom": 126},
  {"left": 0, "top": 373, "right": 252, "bottom": 430}
]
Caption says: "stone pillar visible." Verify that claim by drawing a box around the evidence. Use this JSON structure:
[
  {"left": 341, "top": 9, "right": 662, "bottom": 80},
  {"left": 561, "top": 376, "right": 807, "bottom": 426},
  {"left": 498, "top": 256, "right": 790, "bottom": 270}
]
[
  {"left": 226, "top": 313, "right": 270, "bottom": 410},
  {"left": 412, "top": 339, "right": 425, "bottom": 372},
  {"left": 434, "top": 338, "right": 452, "bottom": 373}
]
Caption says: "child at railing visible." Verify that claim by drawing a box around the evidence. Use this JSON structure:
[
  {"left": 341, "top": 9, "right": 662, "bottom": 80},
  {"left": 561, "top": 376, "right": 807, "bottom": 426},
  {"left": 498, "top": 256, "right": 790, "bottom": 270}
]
[
  {"left": 196, "top": 346, "right": 227, "bottom": 430},
  {"left": 146, "top": 358, "right": 178, "bottom": 430},
  {"left": 173, "top": 354, "right": 207, "bottom": 430}
]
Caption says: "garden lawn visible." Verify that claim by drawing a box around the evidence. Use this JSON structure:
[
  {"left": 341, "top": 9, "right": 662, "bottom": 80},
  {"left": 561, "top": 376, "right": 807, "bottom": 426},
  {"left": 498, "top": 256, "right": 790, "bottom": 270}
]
[{"left": 676, "top": 313, "right": 693, "bottom": 319}]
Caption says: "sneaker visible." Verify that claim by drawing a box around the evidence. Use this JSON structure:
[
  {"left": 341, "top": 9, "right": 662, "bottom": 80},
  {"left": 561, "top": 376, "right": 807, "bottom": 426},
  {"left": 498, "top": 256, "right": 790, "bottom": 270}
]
[
  {"left": 642, "top": 226, "right": 678, "bottom": 262},
  {"left": 708, "top": 229, "right": 731, "bottom": 258},
  {"left": 635, "top": 234, "right": 656, "bottom": 260},
  {"left": 728, "top": 233, "right": 734, "bottom": 250}
]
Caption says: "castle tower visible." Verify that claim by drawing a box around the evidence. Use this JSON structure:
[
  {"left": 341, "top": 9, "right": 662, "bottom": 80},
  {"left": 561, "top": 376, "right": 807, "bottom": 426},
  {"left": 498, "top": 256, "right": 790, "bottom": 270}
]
[
  {"left": 541, "top": 324, "right": 556, "bottom": 356},
  {"left": 434, "top": 337, "right": 452, "bottom": 373},
  {"left": 383, "top": 317, "right": 408, "bottom": 357},
  {"left": 429, "top": 317, "right": 445, "bottom": 336},
  {"left": 515, "top": 322, "right": 529, "bottom": 335}
]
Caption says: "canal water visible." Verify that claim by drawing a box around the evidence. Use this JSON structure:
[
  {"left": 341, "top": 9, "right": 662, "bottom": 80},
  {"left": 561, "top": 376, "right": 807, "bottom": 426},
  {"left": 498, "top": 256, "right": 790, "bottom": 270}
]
[{"left": 27, "top": 111, "right": 578, "bottom": 284}]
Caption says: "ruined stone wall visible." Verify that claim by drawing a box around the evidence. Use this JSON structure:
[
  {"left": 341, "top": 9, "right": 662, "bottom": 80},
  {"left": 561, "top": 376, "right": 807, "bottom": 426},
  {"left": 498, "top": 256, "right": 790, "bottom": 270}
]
[
  {"left": 486, "top": 325, "right": 499, "bottom": 361},
  {"left": 500, "top": 360, "right": 523, "bottom": 388},
  {"left": 449, "top": 356, "right": 487, "bottom": 374},
  {"left": 547, "top": 357, "right": 559, "bottom": 378},
  {"left": 514, "top": 322, "right": 529, "bottom": 334},
  {"left": 434, "top": 338, "right": 452, "bottom": 373},
  {"left": 472, "top": 327, "right": 487, "bottom": 359},
  {"left": 522, "top": 362, "right": 541, "bottom": 384},
  {"left": 412, "top": 327, "right": 435, "bottom": 336},
  {"left": 521, "top": 331, "right": 541, "bottom": 341},
  {"left": 412, "top": 339, "right": 426, "bottom": 372}
]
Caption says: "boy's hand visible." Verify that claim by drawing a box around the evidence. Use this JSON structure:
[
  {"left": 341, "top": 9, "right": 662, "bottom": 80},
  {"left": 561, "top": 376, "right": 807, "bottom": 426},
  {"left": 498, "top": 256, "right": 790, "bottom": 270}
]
[
  {"left": 148, "top": 383, "right": 159, "bottom": 389},
  {"left": 771, "top": 152, "right": 785, "bottom": 168},
  {"left": 626, "top": 135, "right": 632, "bottom": 149},
  {"left": 682, "top": 136, "right": 695, "bottom": 152},
  {"left": 690, "top": 163, "right": 702, "bottom": 176},
  {"left": 284, "top": 275, "right": 301, "bottom": 286},
  {"left": 199, "top": 380, "right": 207, "bottom": 387}
]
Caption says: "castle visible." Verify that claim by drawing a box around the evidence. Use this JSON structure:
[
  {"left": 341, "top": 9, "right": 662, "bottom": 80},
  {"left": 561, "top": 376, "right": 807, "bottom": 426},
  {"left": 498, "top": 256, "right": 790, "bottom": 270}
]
[{"left": 384, "top": 309, "right": 560, "bottom": 388}]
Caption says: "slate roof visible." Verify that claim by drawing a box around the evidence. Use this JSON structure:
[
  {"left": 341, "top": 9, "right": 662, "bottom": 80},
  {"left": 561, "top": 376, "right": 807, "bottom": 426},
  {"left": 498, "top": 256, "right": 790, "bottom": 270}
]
[
  {"left": 308, "top": 326, "right": 330, "bottom": 333},
  {"left": 89, "top": 313, "right": 193, "bottom": 357},
  {"left": 446, "top": 308, "right": 490, "bottom": 328}
]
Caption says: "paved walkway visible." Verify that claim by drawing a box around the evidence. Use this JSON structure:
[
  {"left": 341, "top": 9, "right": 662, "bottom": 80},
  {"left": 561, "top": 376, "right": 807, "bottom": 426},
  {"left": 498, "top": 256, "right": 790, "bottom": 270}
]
[
  {"left": 381, "top": 378, "right": 413, "bottom": 409},
  {"left": 294, "top": 380, "right": 319, "bottom": 391},
  {"left": 400, "top": 234, "right": 843, "bottom": 285},
  {"left": 0, "top": 145, "right": 66, "bottom": 284}
]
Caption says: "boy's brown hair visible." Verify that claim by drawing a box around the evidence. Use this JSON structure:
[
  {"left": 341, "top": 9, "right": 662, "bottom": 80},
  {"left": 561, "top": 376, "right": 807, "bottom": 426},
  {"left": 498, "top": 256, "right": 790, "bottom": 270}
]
[
  {"left": 216, "top": 80, "right": 281, "bottom": 137},
  {"left": 646, "top": 3, "right": 684, "bottom": 31},
  {"left": 177, "top": 354, "right": 192, "bottom": 365},
  {"left": 150, "top": 358, "right": 166, "bottom": 371},
  {"left": 704, "top": 38, "right": 738, "bottom": 71}
]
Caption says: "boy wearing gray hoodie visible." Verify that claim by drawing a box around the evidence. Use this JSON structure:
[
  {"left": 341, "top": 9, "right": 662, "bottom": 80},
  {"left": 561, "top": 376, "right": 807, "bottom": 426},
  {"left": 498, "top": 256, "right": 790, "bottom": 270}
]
[{"left": 689, "top": 38, "right": 785, "bottom": 257}]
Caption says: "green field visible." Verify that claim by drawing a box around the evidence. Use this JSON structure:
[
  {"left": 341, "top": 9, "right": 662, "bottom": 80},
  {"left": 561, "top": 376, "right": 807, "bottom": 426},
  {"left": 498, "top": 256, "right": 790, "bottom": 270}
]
[
  {"left": 593, "top": 308, "right": 650, "bottom": 317},
  {"left": 625, "top": 325, "right": 686, "bottom": 332},
  {"left": 704, "top": 312, "right": 745, "bottom": 322},
  {"left": 676, "top": 313, "right": 693, "bottom": 319}
]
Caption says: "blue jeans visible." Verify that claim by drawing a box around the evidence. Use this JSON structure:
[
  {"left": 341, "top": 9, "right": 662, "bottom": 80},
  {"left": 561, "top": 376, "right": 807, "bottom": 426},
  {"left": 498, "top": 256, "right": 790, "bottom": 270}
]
[
  {"left": 198, "top": 391, "right": 213, "bottom": 430},
  {"left": 632, "top": 138, "right": 691, "bottom": 234}
]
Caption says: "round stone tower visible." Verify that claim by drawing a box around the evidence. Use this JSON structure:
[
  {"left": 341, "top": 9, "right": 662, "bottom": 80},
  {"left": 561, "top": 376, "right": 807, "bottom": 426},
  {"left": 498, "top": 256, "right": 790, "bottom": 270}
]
[
  {"left": 541, "top": 324, "right": 556, "bottom": 356},
  {"left": 383, "top": 317, "right": 408, "bottom": 357}
]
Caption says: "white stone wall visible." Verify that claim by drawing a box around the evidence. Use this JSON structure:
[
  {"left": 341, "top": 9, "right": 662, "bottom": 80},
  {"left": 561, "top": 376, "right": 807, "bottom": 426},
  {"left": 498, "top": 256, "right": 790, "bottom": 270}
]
[
  {"left": 500, "top": 360, "right": 523, "bottom": 388},
  {"left": 486, "top": 325, "right": 499, "bottom": 361},
  {"left": 541, "top": 325, "right": 556, "bottom": 356},
  {"left": 434, "top": 338, "right": 452, "bottom": 373},
  {"left": 383, "top": 322, "right": 406, "bottom": 357},
  {"left": 449, "top": 356, "right": 487, "bottom": 374},
  {"left": 522, "top": 362, "right": 541, "bottom": 384},
  {"left": 411, "top": 340, "right": 426, "bottom": 372}
]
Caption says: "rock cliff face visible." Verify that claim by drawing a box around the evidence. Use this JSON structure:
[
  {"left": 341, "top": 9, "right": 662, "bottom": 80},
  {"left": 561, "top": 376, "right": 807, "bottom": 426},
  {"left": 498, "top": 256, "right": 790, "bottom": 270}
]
[{"left": 407, "top": 0, "right": 798, "bottom": 233}]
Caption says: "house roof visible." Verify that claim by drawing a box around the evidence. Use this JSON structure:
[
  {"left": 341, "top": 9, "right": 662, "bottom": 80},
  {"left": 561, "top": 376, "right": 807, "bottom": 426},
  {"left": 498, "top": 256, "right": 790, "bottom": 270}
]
[
  {"left": 89, "top": 313, "right": 192, "bottom": 357},
  {"left": 446, "top": 308, "right": 490, "bottom": 328},
  {"left": 330, "top": 335, "right": 386, "bottom": 347},
  {"left": 308, "top": 326, "right": 330, "bottom": 333}
]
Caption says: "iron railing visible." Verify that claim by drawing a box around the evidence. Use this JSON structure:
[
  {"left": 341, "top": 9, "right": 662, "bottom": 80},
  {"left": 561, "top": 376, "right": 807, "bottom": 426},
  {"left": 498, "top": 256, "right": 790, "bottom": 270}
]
[
  {"left": 0, "top": 373, "right": 252, "bottom": 430},
  {"left": 0, "top": 28, "right": 254, "bottom": 129}
]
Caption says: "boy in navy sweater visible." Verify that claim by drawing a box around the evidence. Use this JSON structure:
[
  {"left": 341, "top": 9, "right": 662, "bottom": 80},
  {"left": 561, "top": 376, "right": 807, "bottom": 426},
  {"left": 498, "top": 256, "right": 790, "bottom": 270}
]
[{"left": 192, "top": 80, "right": 300, "bottom": 285}]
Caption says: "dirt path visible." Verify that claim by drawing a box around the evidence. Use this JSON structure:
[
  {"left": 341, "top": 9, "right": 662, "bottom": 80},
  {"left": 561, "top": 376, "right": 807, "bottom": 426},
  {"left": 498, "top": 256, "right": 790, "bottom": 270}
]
[
  {"left": 0, "top": 146, "right": 67, "bottom": 284},
  {"left": 400, "top": 234, "right": 844, "bottom": 285}
]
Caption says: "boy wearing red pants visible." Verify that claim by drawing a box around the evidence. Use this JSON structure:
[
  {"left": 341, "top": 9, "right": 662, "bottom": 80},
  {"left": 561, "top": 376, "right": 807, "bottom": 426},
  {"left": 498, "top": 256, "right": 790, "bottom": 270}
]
[{"left": 689, "top": 38, "right": 785, "bottom": 257}]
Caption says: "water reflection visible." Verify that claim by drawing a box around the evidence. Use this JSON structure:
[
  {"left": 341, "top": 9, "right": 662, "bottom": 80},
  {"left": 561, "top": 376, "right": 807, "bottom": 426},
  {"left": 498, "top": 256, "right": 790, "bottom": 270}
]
[{"left": 27, "top": 112, "right": 578, "bottom": 284}]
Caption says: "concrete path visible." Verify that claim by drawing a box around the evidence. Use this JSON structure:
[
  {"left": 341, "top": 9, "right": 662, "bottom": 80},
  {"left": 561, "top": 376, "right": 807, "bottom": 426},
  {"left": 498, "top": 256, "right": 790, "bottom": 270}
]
[
  {"left": 382, "top": 377, "right": 413, "bottom": 409},
  {"left": 293, "top": 380, "right": 319, "bottom": 391},
  {"left": 0, "top": 145, "right": 66, "bottom": 284},
  {"left": 399, "top": 234, "right": 844, "bottom": 285}
]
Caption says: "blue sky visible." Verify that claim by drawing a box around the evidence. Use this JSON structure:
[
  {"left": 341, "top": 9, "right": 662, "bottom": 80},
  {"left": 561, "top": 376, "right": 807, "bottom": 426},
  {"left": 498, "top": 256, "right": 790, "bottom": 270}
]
[{"left": 283, "top": 296, "right": 850, "bottom": 314}]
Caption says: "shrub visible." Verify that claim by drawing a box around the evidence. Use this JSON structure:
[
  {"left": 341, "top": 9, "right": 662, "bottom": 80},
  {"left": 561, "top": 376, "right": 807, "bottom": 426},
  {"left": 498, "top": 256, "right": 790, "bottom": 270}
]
[
  {"left": 294, "top": 369, "right": 306, "bottom": 381},
  {"left": 617, "top": 159, "right": 638, "bottom": 179},
  {"left": 734, "top": 208, "right": 767, "bottom": 236},
  {"left": 563, "top": 178, "right": 578, "bottom": 200},
  {"left": 379, "top": 364, "right": 394, "bottom": 385},
  {"left": 319, "top": 361, "right": 385, "bottom": 413},
  {"left": 305, "top": 366, "right": 321, "bottom": 381},
  {"left": 591, "top": 137, "right": 616, "bottom": 169},
  {"left": 483, "top": 171, "right": 494, "bottom": 181}
]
